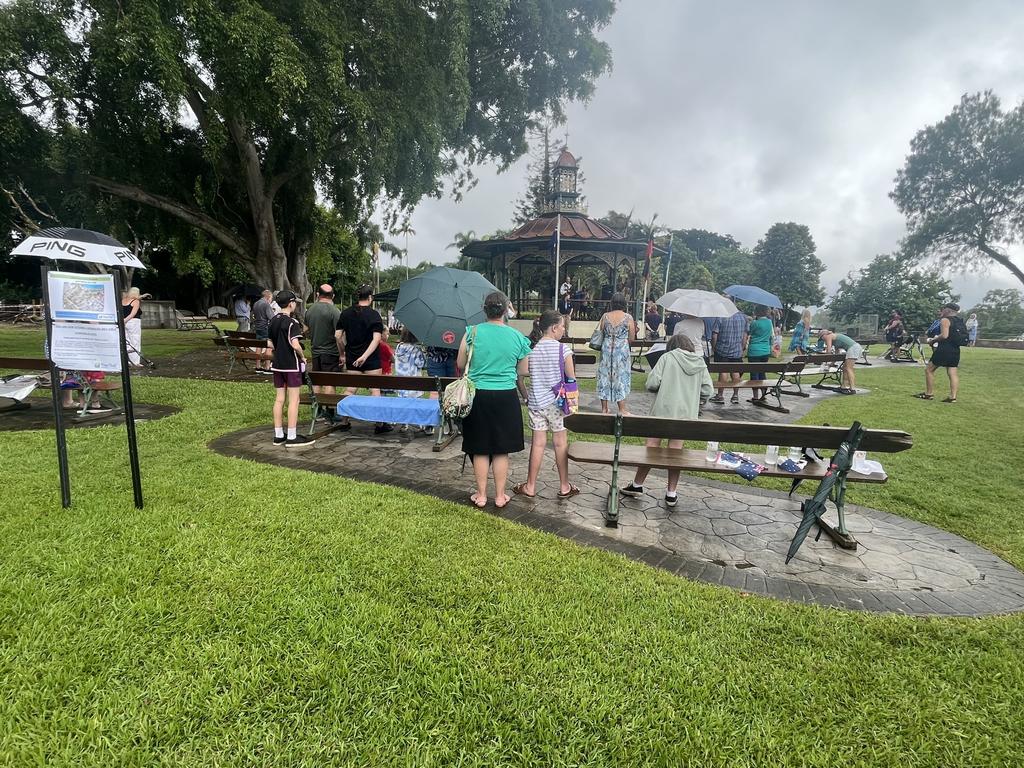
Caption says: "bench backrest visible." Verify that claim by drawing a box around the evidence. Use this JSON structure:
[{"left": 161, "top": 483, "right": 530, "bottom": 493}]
[
  {"left": 214, "top": 337, "right": 269, "bottom": 349},
  {"left": 224, "top": 330, "right": 257, "bottom": 339},
  {"left": 307, "top": 371, "right": 457, "bottom": 393},
  {"left": 573, "top": 353, "right": 597, "bottom": 365},
  {"left": 564, "top": 413, "right": 912, "bottom": 453},
  {"left": 707, "top": 361, "right": 805, "bottom": 375},
  {"left": 793, "top": 353, "right": 846, "bottom": 366},
  {"left": 0, "top": 356, "right": 50, "bottom": 371}
]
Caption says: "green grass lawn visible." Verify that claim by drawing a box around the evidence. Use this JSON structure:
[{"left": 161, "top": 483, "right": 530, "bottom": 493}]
[
  {"left": 0, "top": 336, "right": 1023, "bottom": 765},
  {"left": 0, "top": 323, "right": 226, "bottom": 360}
]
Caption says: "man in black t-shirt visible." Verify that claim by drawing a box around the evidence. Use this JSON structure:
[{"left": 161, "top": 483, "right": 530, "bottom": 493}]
[
  {"left": 267, "top": 290, "right": 314, "bottom": 449},
  {"left": 335, "top": 285, "right": 392, "bottom": 433}
]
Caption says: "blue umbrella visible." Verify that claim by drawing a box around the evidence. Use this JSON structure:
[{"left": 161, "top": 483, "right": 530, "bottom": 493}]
[{"left": 724, "top": 284, "right": 783, "bottom": 309}]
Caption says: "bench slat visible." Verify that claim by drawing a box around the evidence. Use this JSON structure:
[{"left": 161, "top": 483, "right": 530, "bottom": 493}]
[
  {"left": 0, "top": 357, "right": 51, "bottom": 371},
  {"left": 568, "top": 442, "right": 887, "bottom": 483},
  {"left": 707, "top": 362, "right": 804, "bottom": 374},
  {"left": 564, "top": 413, "right": 912, "bottom": 453},
  {"left": 307, "top": 372, "right": 456, "bottom": 391}
]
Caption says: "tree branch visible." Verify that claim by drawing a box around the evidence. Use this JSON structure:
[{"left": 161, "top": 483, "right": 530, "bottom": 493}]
[
  {"left": 978, "top": 242, "right": 1024, "bottom": 288},
  {"left": 85, "top": 175, "right": 252, "bottom": 260}
]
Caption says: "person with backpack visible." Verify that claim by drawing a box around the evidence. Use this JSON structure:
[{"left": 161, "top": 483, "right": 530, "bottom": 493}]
[{"left": 915, "top": 302, "right": 966, "bottom": 402}]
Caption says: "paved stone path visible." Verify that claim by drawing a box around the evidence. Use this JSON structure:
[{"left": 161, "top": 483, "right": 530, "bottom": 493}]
[{"left": 211, "top": 422, "right": 1024, "bottom": 618}]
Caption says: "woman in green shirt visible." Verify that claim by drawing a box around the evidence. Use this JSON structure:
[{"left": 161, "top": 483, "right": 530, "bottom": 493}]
[
  {"left": 457, "top": 291, "right": 533, "bottom": 509},
  {"left": 746, "top": 307, "right": 775, "bottom": 401}
]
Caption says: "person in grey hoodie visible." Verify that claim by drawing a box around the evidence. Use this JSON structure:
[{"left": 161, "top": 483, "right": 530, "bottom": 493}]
[{"left": 620, "top": 333, "right": 714, "bottom": 507}]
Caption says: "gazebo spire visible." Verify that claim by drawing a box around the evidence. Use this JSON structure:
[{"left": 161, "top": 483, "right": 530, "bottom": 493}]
[{"left": 547, "top": 145, "right": 582, "bottom": 213}]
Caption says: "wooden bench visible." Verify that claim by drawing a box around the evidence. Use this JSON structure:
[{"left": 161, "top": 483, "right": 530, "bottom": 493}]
[
  {"left": 222, "top": 329, "right": 257, "bottom": 340},
  {"left": 212, "top": 336, "right": 270, "bottom": 374},
  {"left": 707, "top": 361, "right": 806, "bottom": 414},
  {"left": 780, "top": 353, "right": 847, "bottom": 395},
  {"left": 300, "top": 371, "right": 458, "bottom": 450},
  {"left": 176, "top": 309, "right": 218, "bottom": 332},
  {"left": 0, "top": 356, "right": 50, "bottom": 412},
  {"left": 565, "top": 413, "right": 912, "bottom": 552}
]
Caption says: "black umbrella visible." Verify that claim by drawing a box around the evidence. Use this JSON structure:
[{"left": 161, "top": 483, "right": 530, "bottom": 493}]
[
  {"left": 785, "top": 421, "right": 865, "bottom": 564},
  {"left": 224, "top": 283, "right": 264, "bottom": 299}
]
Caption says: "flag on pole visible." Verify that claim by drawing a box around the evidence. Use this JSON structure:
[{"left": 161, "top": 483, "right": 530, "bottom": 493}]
[
  {"left": 663, "top": 233, "right": 674, "bottom": 291},
  {"left": 642, "top": 238, "right": 653, "bottom": 279}
]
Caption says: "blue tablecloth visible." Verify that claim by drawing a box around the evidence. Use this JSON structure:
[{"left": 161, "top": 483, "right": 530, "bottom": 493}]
[{"left": 337, "top": 395, "right": 441, "bottom": 427}]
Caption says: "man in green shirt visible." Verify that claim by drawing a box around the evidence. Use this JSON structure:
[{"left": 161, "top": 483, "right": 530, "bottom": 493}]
[{"left": 303, "top": 284, "right": 342, "bottom": 394}]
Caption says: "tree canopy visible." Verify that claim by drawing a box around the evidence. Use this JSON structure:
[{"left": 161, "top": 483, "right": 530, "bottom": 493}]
[
  {"left": 1, "top": 0, "right": 616, "bottom": 296},
  {"left": 827, "top": 254, "right": 957, "bottom": 331},
  {"left": 891, "top": 91, "right": 1024, "bottom": 289},
  {"left": 967, "top": 288, "right": 1024, "bottom": 338},
  {"left": 752, "top": 222, "right": 825, "bottom": 312}
]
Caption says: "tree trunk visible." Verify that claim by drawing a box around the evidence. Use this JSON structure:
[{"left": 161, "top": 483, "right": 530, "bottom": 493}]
[{"left": 979, "top": 242, "right": 1024, "bottom": 289}]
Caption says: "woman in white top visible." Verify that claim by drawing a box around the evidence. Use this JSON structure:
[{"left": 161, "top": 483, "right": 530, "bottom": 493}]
[{"left": 513, "top": 310, "right": 578, "bottom": 499}]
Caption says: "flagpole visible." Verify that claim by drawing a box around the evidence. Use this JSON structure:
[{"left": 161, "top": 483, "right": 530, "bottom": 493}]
[
  {"left": 663, "top": 233, "right": 674, "bottom": 292},
  {"left": 553, "top": 213, "right": 561, "bottom": 307}
]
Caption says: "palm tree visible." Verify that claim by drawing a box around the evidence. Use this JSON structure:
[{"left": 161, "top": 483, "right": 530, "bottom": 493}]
[
  {"left": 393, "top": 223, "right": 416, "bottom": 280},
  {"left": 446, "top": 230, "right": 477, "bottom": 251}
]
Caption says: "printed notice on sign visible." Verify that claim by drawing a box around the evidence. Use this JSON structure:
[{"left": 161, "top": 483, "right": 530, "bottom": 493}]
[
  {"left": 50, "top": 321, "right": 122, "bottom": 372},
  {"left": 47, "top": 271, "right": 117, "bottom": 322}
]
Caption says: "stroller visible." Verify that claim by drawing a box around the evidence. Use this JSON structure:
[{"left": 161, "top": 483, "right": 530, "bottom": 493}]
[{"left": 884, "top": 331, "right": 927, "bottom": 364}]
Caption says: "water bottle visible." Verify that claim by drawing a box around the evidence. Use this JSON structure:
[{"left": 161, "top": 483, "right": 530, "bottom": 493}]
[
  {"left": 765, "top": 445, "right": 779, "bottom": 465},
  {"left": 705, "top": 441, "right": 719, "bottom": 462}
]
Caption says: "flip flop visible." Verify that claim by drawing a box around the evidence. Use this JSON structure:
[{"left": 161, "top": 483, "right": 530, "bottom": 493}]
[
  {"left": 942, "top": 397, "right": 957, "bottom": 403},
  {"left": 494, "top": 494, "right": 512, "bottom": 509},
  {"left": 469, "top": 493, "right": 487, "bottom": 509},
  {"left": 557, "top": 485, "right": 581, "bottom": 499},
  {"left": 913, "top": 393, "right": 934, "bottom": 400},
  {"left": 512, "top": 483, "right": 536, "bottom": 498}
]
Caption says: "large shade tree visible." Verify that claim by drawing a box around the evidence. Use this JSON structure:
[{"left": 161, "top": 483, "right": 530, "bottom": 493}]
[
  {"left": 752, "top": 222, "right": 825, "bottom": 315},
  {"left": 827, "top": 253, "right": 957, "bottom": 331},
  {"left": 891, "top": 91, "right": 1024, "bottom": 289},
  {"left": 1, "top": 0, "right": 616, "bottom": 296}
]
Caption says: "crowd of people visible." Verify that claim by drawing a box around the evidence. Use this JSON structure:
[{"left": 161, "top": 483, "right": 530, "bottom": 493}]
[{"left": 117, "top": 279, "right": 973, "bottom": 505}]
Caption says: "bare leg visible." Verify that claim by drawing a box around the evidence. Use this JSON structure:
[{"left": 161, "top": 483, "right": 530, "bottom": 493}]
[
  {"left": 948, "top": 367, "right": 959, "bottom": 399},
  {"left": 731, "top": 372, "right": 742, "bottom": 400},
  {"left": 492, "top": 454, "right": 510, "bottom": 505},
  {"left": 523, "top": 429, "right": 548, "bottom": 495},
  {"left": 600, "top": 399, "right": 610, "bottom": 414},
  {"left": 632, "top": 437, "right": 661, "bottom": 486},
  {"left": 924, "top": 363, "right": 936, "bottom": 396},
  {"left": 617, "top": 399, "right": 630, "bottom": 415},
  {"left": 666, "top": 439, "right": 684, "bottom": 493},
  {"left": 552, "top": 429, "right": 571, "bottom": 494},
  {"left": 286, "top": 386, "right": 301, "bottom": 430},
  {"left": 273, "top": 387, "right": 286, "bottom": 429},
  {"left": 845, "top": 360, "right": 856, "bottom": 390},
  {"left": 472, "top": 454, "right": 490, "bottom": 505}
]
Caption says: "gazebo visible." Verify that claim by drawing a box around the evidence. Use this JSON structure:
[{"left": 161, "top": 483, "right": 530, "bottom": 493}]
[{"left": 460, "top": 148, "right": 649, "bottom": 316}]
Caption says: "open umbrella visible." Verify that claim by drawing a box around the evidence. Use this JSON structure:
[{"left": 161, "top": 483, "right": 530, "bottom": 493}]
[
  {"left": 724, "top": 284, "right": 783, "bottom": 309},
  {"left": 224, "top": 283, "right": 264, "bottom": 299},
  {"left": 656, "top": 289, "right": 738, "bottom": 318},
  {"left": 785, "top": 421, "right": 865, "bottom": 564},
  {"left": 394, "top": 267, "right": 498, "bottom": 349},
  {"left": 11, "top": 227, "right": 146, "bottom": 269}
]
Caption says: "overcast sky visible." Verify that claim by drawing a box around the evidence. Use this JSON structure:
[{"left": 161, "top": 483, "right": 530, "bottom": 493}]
[{"left": 400, "top": 0, "right": 1024, "bottom": 307}]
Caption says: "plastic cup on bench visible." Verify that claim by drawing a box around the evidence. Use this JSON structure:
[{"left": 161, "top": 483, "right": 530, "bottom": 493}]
[
  {"left": 765, "top": 445, "right": 779, "bottom": 465},
  {"left": 705, "top": 441, "right": 719, "bottom": 462}
]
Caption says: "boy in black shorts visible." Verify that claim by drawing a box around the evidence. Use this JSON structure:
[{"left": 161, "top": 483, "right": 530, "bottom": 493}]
[{"left": 268, "top": 290, "right": 315, "bottom": 448}]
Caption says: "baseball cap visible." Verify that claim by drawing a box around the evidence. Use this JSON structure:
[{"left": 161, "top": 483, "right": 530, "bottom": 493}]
[
  {"left": 357, "top": 284, "right": 374, "bottom": 299},
  {"left": 942, "top": 302, "right": 960, "bottom": 312},
  {"left": 275, "top": 290, "right": 298, "bottom": 306}
]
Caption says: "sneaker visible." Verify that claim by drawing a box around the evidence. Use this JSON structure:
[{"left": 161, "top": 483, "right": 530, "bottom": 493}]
[
  {"left": 709, "top": 395, "right": 726, "bottom": 404},
  {"left": 285, "top": 434, "right": 315, "bottom": 449},
  {"left": 665, "top": 493, "right": 678, "bottom": 507},
  {"left": 423, "top": 425, "right": 435, "bottom": 436},
  {"left": 620, "top": 483, "right": 644, "bottom": 497},
  {"left": 86, "top": 405, "right": 112, "bottom": 413},
  {"left": 374, "top": 423, "right": 394, "bottom": 435},
  {"left": 273, "top": 435, "right": 287, "bottom": 446}
]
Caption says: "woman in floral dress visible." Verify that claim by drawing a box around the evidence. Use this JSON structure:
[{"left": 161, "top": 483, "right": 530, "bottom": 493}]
[{"left": 595, "top": 292, "right": 636, "bottom": 414}]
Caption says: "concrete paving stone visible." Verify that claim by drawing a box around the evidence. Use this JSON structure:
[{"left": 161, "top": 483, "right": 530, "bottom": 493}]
[
  {"left": 721, "top": 532, "right": 771, "bottom": 554},
  {"left": 675, "top": 514, "right": 716, "bottom": 536},
  {"left": 784, "top": 581, "right": 816, "bottom": 604},
  {"left": 741, "top": 572, "right": 768, "bottom": 595},
  {"left": 704, "top": 496, "right": 751, "bottom": 513},
  {"left": 710, "top": 518, "right": 749, "bottom": 537},
  {"left": 675, "top": 559, "right": 711, "bottom": 583},
  {"left": 855, "top": 537, "right": 914, "bottom": 556},
  {"left": 719, "top": 566, "right": 747, "bottom": 591},
  {"left": 659, "top": 528, "right": 706, "bottom": 555},
  {"left": 909, "top": 565, "right": 973, "bottom": 591},
  {"left": 901, "top": 550, "right": 981, "bottom": 579},
  {"left": 699, "top": 537, "right": 745, "bottom": 563},
  {"left": 699, "top": 561, "right": 728, "bottom": 587},
  {"left": 829, "top": 587, "right": 869, "bottom": 611},
  {"left": 729, "top": 510, "right": 777, "bottom": 526}
]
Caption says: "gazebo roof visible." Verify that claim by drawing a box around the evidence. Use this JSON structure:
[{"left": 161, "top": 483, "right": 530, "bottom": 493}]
[
  {"left": 505, "top": 211, "right": 623, "bottom": 242},
  {"left": 554, "top": 148, "right": 578, "bottom": 168}
]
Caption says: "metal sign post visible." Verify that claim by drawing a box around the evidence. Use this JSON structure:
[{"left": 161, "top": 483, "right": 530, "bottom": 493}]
[
  {"left": 113, "top": 268, "right": 144, "bottom": 509},
  {"left": 39, "top": 263, "right": 72, "bottom": 508}
]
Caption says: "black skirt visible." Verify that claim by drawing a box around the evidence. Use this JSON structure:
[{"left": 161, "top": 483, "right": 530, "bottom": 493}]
[
  {"left": 930, "top": 341, "right": 960, "bottom": 368},
  {"left": 461, "top": 388, "right": 525, "bottom": 457}
]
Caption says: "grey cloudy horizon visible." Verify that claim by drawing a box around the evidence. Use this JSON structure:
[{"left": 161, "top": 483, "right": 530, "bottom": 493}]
[{"left": 400, "top": 0, "right": 1024, "bottom": 307}]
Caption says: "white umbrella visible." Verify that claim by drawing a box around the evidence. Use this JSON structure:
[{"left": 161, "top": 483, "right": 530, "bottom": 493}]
[
  {"left": 11, "top": 227, "right": 146, "bottom": 270},
  {"left": 657, "top": 289, "right": 738, "bottom": 318}
]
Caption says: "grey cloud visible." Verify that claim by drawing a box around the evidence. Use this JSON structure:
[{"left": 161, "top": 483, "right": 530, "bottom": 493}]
[{"left": 404, "top": 0, "right": 1024, "bottom": 306}]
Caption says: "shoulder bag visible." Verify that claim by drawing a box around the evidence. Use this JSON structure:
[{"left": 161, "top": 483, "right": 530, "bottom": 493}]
[
  {"left": 588, "top": 315, "right": 607, "bottom": 351},
  {"left": 442, "top": 327, "right": 477, "bottom": 419},
  {"left": 550, "top": 343, "right": 580, "bottom": 415}
]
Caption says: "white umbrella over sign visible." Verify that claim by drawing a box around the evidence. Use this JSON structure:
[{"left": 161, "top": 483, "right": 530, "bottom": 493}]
[
  {"left": 11, "top": 227, "right": 146, "bottom": 270},
  {"left": 656, "top": 289, "right": 738, "bottom": 318}
]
